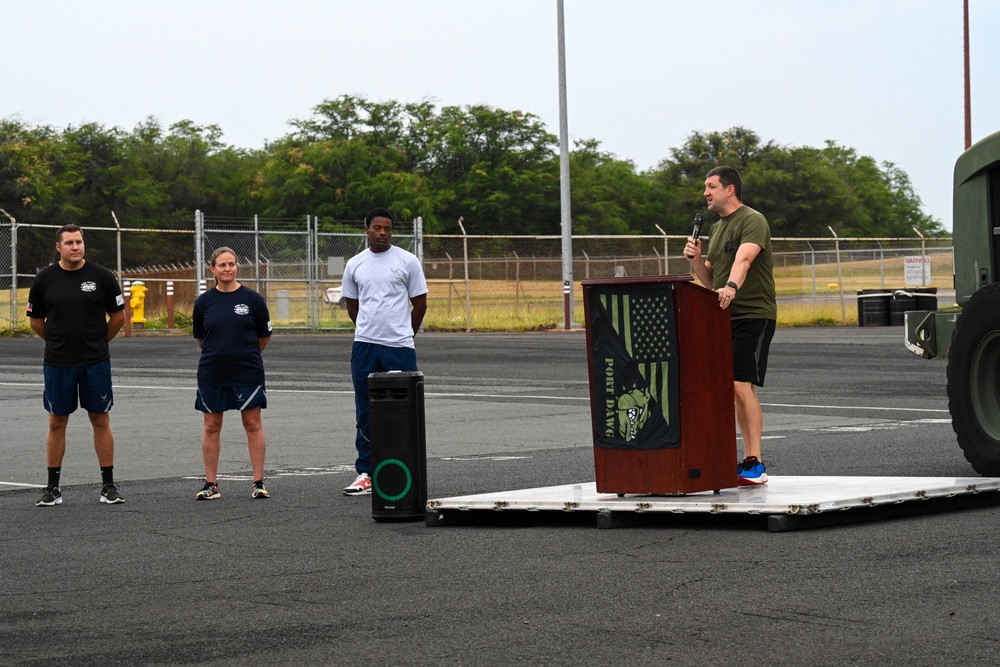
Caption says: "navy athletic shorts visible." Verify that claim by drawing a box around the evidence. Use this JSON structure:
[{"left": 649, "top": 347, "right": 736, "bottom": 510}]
[
  {"left": 731, "top": 318, "right": 776, "bottom": 386},
  {"left": 43, "top": 359, "right": 114, "bottom": 415},
  {"left": 195, "top": 385, "right": 267, "bottom": 413}
]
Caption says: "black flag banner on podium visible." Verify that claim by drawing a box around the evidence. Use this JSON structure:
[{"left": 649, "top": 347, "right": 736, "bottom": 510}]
[{"left": 586, "top": 282, "right": 681, "bottom": 450}]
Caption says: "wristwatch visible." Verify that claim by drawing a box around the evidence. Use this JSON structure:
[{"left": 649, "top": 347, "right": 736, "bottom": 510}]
[{"left": 726, "top": 281, "right": 739, "bottom": 292}]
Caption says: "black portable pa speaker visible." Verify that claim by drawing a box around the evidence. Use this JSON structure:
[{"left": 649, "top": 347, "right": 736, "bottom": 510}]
[{"left": 368, "top": 371, "right": 427, "bottom": 521}]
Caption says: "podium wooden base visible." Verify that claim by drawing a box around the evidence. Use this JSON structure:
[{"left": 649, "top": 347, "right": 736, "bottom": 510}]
[
  {"left": 584, "top": 276, "right": 738, "bottom": 496},
  {"left": 594, "top": 445, "right": 735, "bottom": 496}
]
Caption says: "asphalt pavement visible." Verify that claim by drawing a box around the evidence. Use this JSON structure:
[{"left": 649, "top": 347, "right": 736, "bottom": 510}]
[{"left": 2, "top": 327, "right": 996, "bottom": 667}]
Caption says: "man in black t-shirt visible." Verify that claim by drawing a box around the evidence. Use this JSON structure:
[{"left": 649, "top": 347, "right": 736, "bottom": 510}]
[{"left": 26, "top": 225, "right": 126, "bottom": 507}]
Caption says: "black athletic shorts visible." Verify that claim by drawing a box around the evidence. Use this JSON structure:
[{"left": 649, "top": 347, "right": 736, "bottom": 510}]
[
  {"left": 195, "top": 385, "right": 267, "bottom": 413},
  {"left": 731, "top": 318, "right": 776, "bottom": 386}
]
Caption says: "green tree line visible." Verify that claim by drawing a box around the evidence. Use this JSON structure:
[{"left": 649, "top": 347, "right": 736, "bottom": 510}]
[{"left": 1, "top": 94, "right": 944, "bottom": 239}]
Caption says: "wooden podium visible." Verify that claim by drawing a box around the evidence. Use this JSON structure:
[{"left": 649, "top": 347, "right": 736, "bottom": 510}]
[{"left": 582, "top": 275, "right": 737, "bottom": 495}]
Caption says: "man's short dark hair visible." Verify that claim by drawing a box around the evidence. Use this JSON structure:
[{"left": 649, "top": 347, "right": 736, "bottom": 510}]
[
  {"left": 364, "top": 207, "right": 394, "bottom": 228},
  {"left": 706, "top": 166, "right": 743, "bottom": 202},
  {"left": 56, "top": 224, "right": 83, "bottom": 242}
]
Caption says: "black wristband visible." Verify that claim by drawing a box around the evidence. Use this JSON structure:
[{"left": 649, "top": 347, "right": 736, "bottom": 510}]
[{"left": 726, "top": 281, "right": 739, "bottom": 292}]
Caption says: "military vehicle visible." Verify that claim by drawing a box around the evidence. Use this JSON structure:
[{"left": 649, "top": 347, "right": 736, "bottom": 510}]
[{"left": 905, "top": 129, "right": 1000, "bottom": 475}]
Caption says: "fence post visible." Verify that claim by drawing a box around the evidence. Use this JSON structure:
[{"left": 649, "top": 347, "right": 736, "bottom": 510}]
[
  {"left": 458, "top": 217, "right": 471, "bottom": 332},
  {"left": 111, "top": 211, "right": 123, "bottom": 285},
  {"left": 1, "top": 208, "right": 16, "bottom": 327},
  {"left": 828, "top": 227, "right": 846, "bottom": 324},
  {"left": 11, "top": 214, "right": 16, "bottom": 329},
  {"left": 306, "top": 215, "right": 314, "bottom": 331},
  {"left": 123, "top": 280, "right": 132, "bottom": 337},
  {"left": 414, "top": 216, "right": 424, "bottom": 265},
  {"left": 444, "top": 252, "right": 454, "bottom": 317},
  {"left": 513, "top": 251, "right": 521, "bottom": 316},
  {"left": 195, "top": 210, "right": 204, "bottom": 287},
  {"left": 878, "top": 240, "right": 885, "bottom": 289},
  {"left": 913, "top": 228, "right": 927, "bottom": 286},
  {"left": 808, "top": 242, "right": 816, "bottom": 296},
  {"left": 313, "top": 215, "right": 321, "bottom": 330},
  {"left": 254, "top": 214, "right": 260, "bottom": 291},
  {"left": 655, "top": 224, "right": 669, "bottom": 275}
]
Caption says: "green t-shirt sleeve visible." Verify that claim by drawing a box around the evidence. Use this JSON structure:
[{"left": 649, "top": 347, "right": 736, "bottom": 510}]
[{"left": 739, "top": 209, "right": 770, "bottom": 250}]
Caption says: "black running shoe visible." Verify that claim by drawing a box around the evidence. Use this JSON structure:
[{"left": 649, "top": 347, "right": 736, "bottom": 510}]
[
  {"left": 100, "top": 483, "right": 125, "bottom": 504},
  {"left": 251, "top": 479, "right": 270, "bottom": 499},
  {"left": 196, "top": 480, "right": 220, "bottom": 500},
  {"left": 36, "top": 486, "right": 62, "bottom": 507}
]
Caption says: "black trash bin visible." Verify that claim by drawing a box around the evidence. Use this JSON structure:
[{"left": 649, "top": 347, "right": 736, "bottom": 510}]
[
  {"left": 368, "top": 371, "right": 427, "bottom": 522},
  {"left": 913, "top": 287, "right": 938, "bottom": 311},
  {"left": 889, "top": 290, "right": 916, "bottom": 326},
  {"left": 857, "top": 290, "right": 890, "bottom": 327}
]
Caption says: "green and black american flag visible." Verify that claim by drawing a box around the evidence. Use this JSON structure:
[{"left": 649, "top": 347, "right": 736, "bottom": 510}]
[{"left": 586, "top": 282, "right": 680, "bottom": 450}]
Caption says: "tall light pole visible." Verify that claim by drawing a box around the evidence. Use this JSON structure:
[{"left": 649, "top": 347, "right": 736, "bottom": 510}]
[
  {"left": 964, "top": 0, "right": 971, "bottom": 150},
  {"left": 557, "top": 0, "right": 573, "bottom": 328}
]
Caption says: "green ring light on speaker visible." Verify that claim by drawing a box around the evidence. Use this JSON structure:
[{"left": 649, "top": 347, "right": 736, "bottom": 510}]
[{"left": 373, "top": 458, "right": 413, "bottom": 501}]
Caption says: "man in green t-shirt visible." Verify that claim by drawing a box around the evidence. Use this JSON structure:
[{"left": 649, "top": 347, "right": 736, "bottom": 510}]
[{"left": 684, "top": 166, "right": 777, "bottom": 485}]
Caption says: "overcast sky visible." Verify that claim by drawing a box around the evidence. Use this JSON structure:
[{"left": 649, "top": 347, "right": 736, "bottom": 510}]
[{"left": 6, "top": 0, "right": 999, "bottom": 232}]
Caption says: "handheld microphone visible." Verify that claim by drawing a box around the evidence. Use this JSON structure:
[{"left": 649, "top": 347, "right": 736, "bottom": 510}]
[{"left": 685, "top": 213, "right": 704, "bottom": 259}]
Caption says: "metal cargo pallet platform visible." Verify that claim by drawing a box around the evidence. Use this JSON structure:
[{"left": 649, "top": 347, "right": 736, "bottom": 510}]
[{"left": 425, "top": 476, "right": 1000, "bottom": 532}]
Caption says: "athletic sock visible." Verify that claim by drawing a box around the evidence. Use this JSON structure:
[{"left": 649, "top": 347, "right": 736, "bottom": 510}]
[
  {"left": 100, "top": 466, "right": 114, "bottom": 486},
  {"left": 47, "top": 467, "right": 61, "bottom": 489}
]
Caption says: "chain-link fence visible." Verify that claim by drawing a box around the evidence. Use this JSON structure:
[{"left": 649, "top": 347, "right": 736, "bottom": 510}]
[
  {"left": 0, "top": 218, "right": 13, "bottom": 327},
  {"left": 198, "top": 213, "right": 418, "bottom": 331},
  {"left": 2, "top": 214, "right": 955, "bottom": 332},
  {"left": 2, "top": 220, "right": 196, "bottom": 329},
  {"left": 769, "top": 237, "right": 952, "bottom": 295},
  {"left": 423, "top": 234, "right": 954, "bottom": 330}
]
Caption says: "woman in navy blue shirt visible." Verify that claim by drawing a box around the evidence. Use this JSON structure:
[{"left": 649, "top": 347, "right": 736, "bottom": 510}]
[{"left": 192, "top": 247, "right": 272, "bottom": 500}]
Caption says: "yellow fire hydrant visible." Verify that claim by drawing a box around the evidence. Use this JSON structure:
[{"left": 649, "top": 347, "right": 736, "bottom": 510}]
[{"left": 130, "top": 281, "right": 148, "bottom": 325}]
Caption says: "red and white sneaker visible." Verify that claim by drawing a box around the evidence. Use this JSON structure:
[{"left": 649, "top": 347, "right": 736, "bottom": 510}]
[{"left": 342, "top": 472, "right": 372, "bottom": 496}]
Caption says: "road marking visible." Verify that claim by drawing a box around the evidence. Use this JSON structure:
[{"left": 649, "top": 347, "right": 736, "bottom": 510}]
[
  {"left": 441, "top": 456, "right": 532, "bottom": 461},
  {"left": 806, "top": 417, "right": 953, "bottom": 433},
  {"left": 0, "top": 382, "right": 952, "bottom": 412},
  {"left": 182, "top": 464, "right": 357, "bottom": 482},
  {"left": 763, "top": 402, "right": 950, "bottom": 414}
]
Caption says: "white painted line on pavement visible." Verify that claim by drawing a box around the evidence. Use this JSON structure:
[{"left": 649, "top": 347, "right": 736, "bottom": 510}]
[
  {"left": 762, "top": 402, "right": 949, "bottom": 413},
  {"left": 0, "top": 381, "right": 584, "bottom": 402},
  {"left": 0, "top": 382, "right": 951, "bottom": 412}
]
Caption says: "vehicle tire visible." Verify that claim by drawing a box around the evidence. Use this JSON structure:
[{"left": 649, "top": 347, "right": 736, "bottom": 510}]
[{"left": 948, "top": 282, "right": 1000, "bottom": 475}]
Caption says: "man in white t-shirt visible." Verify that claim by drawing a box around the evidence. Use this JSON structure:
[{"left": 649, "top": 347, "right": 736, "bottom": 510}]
[{"left": 340, "top": 207, "right": 428, "bottom": 495}]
